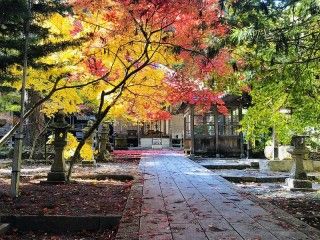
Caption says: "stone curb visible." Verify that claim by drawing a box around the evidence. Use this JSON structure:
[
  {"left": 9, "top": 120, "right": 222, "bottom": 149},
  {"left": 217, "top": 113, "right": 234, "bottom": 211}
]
[
  {"left": 0, "top": 215, "right": 121, "bottom": 233},
  {"left": 115, "top": 171, "right": 143, "bottom": 240},
  {"left": 0, "top": 223, "right": 10, "bottom": 235},
  {"left": 73, "top": 174, "right": 134, "bottom": 181}
]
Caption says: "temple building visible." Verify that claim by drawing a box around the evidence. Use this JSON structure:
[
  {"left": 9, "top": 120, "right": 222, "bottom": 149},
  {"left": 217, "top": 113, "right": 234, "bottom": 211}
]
[
  {"left": 181, "top": 94, "right": 249, "bottom": 158},
  {"left": 111, "top": 94, "right": 250, "bottom": 156}
]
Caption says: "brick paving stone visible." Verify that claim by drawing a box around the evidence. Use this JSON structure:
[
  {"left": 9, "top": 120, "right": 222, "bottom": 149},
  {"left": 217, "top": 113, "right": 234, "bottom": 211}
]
[
  {"left": 167, "top": 210, "right": 196, "bottom": 224},
  {"left": 230, "top": 221, "right": 279, "bottom": 240},
  {"left": 139, "top": 233, "right": 173, "bottom": 240},
  {"left": 171, "top": 223, "right": 208, "bottom": 240},
  {"left": 126, "top": 151, "right": 320, "bottom": 240}
]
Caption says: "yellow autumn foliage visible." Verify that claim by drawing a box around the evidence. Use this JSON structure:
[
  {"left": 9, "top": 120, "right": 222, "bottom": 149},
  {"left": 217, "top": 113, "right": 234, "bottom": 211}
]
[
  {"left": 63, "top": 133, "right": 79, "bottom": 160},
  {"left": 80, "top": 143, "right": 95, "bottom": 161},
  {"left": 47, "top": 133, "right": 94, "bottom": 161}
]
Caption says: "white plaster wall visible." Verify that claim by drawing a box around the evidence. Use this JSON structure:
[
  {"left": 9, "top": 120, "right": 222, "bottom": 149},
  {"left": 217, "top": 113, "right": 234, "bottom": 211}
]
[
  {"left": 141, "top": 138, "right": 153, "bottom": 148},
  {"left": 162, "top": 138, "right": 170, "bottom": 148},
  {"left": 140, "top": 138, "right": 170, "bottom": 148},
  {"left": 171, "top": 114, "right": 184, "bottom": 139}
]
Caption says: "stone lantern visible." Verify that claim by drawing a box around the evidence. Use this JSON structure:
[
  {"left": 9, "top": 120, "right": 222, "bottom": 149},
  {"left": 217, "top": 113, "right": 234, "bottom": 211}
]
[
  {"left": 286, "top": 135, "right": 313, "bottom": 190},
  {"left": 47, "top": 110, "right": 70, "bottom": 182},
  {"left": 97, "top": 122, "right": 111, "bottom": 161}
]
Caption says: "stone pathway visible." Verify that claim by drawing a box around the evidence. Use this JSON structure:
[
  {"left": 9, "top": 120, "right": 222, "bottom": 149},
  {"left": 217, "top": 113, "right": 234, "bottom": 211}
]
[{"left": 137, "top": 152, "right": 320, "bottom": 240}]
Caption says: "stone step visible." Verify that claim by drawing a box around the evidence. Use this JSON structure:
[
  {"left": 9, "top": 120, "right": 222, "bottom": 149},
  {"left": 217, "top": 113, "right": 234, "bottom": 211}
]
[
  {"left": 201, "top": 163, "right": 252, "bottom": 170},
  {"left": 222, "top": 175, "right": 288, "bottom": 183}
]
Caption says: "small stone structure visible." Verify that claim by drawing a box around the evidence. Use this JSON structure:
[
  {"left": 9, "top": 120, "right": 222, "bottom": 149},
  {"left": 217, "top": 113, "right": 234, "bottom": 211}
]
[
  {"left": 47, "top": 111, "right": 70, "bottom": 182},
  {"left": 97, "top": 122, "right": 111, "bottom": 161},
  {"left": 264, "top": 145, "right": 293, "bottom": 160},
  {"left": 285, "top": 135, "right": 313, "bottom": 191},
  {"left": 81, "top": 120, "right": 96, "bottom": 166}
]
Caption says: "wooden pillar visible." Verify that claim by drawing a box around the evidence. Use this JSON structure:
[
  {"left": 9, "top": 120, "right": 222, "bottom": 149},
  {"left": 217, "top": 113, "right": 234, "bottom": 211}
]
[
  {"left": 168, "top": 106, "right": 172, "bottom": 147},
  {"left": 272, "top": 126, "right": 279, "bottom": 160},
  {"left": 183, "top": 116, "right": 186, "bottom": 147},
  {"left": 239, "top": 107, "right": 245, "bottom": 158},
  {"left": 214, "top": 107, "right": 219, "bottom": 157},
  {"left": 190, "top": 105, "right": 195, "bottom": 155},
  {"left": 137, "top": 121, "right": 140, "bottom": 147}
]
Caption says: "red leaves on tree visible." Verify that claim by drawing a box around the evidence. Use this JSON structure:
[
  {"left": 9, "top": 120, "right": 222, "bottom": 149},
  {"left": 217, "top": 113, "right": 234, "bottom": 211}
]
[
  {"left": 165, "top": 72, "right": 228, "bottom": 115},
  {"left": 71, "top": 0, "right": 232, "bottom": 118},
  {"left": 85, "top": 57, "right": 108, "bottom": 77},
  {"left": 70, "top": 20, "right": 83, "bottom": 36},
  {"left": 147, "top": 110, "right": 171, "bottom": 120}
]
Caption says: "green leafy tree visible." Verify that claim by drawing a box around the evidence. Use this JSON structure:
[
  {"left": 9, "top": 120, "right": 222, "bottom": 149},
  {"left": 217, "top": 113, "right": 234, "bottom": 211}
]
[{"left": 225, "top": 0, "right": 320, "bottom": 144}]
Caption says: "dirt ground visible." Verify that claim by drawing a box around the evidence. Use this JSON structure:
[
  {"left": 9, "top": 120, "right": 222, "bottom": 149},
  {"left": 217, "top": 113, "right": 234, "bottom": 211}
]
[
  {"left": 235, "top": 182, "right": 320, "bottom": 231},
  {"left": 0, "top": 153, "right": 141, "bottom": 240}
]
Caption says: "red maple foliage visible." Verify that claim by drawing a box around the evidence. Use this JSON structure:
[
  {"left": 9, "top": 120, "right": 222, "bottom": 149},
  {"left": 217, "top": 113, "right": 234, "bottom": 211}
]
[
  {"left": 71, "top": 0, "right": 231, "bottom": 119},
  {"left": 85, "top": 57, "right": 108, "bottom": 77},
  {"left": 165, "top": 72, "right": 228, "bottom": 114}
]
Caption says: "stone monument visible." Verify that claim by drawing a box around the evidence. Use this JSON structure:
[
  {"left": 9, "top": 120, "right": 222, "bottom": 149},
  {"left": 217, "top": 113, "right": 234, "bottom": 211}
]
[
  {"left": 286, "top": 135, "right": 313, "bottom": 191},
  {"left": 47, "top": 110, "right": 70, "bottom": 182}
]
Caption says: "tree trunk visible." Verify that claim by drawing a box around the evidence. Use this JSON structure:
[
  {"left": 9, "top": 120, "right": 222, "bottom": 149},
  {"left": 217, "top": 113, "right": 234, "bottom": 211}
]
[
  {"left": 67, "top": 90, "right": 123, "bottom": 181},
  {"left": 25, "top": 90, "right": 46, "bottom": 158}
]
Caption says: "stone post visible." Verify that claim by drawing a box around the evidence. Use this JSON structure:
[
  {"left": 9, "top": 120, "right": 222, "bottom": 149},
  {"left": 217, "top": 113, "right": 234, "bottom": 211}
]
[
  {"left": 97, "top": 122, "right": 111, "bottom": 161},
  {"left": 81, "top": 120, "right": 97, "bottom": 166},
  {"left": 286, "top": 135, "right": 313, "bottom": 191},
  {"left": 47, "top": 111, "right": 70, "bottom": 182}
]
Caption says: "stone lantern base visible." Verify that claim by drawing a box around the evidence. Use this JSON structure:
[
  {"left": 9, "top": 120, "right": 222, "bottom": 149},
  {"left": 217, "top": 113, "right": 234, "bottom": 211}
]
[
  {"left": 285, "top": 178, "right": 314, "bottom": 191},
  {"left": 47, "top": 171, "right": 67, "bottom": 182},
  {"left": 41, "top": 171, "right": 67, "bottom": 184}
]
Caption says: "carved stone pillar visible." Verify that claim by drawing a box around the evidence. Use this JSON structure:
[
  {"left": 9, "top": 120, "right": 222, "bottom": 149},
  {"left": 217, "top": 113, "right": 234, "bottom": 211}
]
[{"left": 286, "top": 135, "right": 313, "bottom": 191}]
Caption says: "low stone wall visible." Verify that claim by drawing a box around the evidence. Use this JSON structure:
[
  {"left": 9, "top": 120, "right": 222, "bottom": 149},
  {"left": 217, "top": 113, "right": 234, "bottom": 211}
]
[{"left": 259, "top": 159, "right": 317, "bottom": 172}]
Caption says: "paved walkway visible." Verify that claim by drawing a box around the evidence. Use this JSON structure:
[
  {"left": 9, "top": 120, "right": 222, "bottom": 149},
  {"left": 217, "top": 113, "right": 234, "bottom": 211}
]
[{"left": 138, "top": 152, "right": 320, "bottom": 240}]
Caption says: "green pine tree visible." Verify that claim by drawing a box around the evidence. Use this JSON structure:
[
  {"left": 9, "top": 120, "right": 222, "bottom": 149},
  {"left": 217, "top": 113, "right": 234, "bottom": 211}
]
[{"left": 0, "top": 0, "right": 81, "bottom": 112}]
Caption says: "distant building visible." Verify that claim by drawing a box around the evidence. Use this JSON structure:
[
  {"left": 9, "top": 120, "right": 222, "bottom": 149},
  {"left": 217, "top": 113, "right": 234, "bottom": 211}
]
[{"left": 113, "top": 113, "right": 184, "bottom": 149}]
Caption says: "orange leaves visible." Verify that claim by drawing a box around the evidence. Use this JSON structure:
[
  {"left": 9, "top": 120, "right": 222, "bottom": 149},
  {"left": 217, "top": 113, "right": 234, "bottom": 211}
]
[{"left": 103, "top": 10, "right": 119, "bottom": 22}]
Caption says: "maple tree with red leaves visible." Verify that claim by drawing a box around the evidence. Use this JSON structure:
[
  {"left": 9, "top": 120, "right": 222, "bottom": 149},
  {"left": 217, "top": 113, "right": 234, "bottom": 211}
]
[
  {"left": 0, "top": 0, "right": 234, "bottom": 180},
  {"left": 64, "top": 0, "right": 234, "bottom": 178}
]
